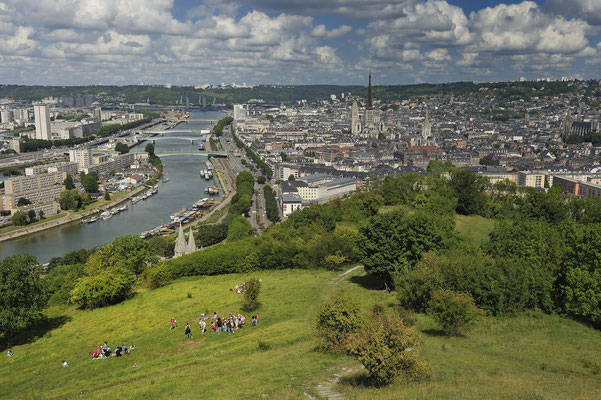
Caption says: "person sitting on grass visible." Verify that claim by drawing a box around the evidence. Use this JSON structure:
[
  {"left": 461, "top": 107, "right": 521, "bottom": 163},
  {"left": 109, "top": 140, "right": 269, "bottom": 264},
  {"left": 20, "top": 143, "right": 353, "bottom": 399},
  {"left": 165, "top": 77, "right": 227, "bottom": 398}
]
[
  {"left": 115, "top": 346, "right": 122, "bottom": 357},
  {"left": 62, "top": 360, "right": 69, "bottom": 368},
  {"left": 122, "top": 344, "right": 129, "bottom": 355},
  {"left": 7, "top": 349, "right": 12, "bottom": 357},
  {"left": 129, "top": 344, "right": 136, "bottom": 352}
]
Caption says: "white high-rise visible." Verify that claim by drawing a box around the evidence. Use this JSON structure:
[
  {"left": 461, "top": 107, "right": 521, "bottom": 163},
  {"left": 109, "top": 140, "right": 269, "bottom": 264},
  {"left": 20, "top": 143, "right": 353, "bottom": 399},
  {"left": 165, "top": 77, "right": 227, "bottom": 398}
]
[
  {"left": 69, "top": 149, "right": 92, "bottom": 170},
  {"left": 34, "top": 105, "right": 51, "bottom": 140}
]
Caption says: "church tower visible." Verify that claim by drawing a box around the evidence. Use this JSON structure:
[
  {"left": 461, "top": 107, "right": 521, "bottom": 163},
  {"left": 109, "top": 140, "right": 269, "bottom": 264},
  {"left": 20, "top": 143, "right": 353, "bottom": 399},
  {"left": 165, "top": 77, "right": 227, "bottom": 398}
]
[
  {"left": 421, "top": 109, "right": 431, "bottom": 141},
  {"left": 351, "top": 101, "right": 361, "bottom": 135},
  {"left": 364, "top": 71, "right": 375, "bottom": 128}
]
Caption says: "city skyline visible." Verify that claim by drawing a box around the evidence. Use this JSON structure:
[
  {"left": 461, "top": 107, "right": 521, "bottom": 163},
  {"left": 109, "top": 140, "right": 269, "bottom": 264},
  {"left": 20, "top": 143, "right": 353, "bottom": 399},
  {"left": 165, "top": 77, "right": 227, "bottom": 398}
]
[{"left": 0, "top": 0, "right": 600, "bottom": 86}]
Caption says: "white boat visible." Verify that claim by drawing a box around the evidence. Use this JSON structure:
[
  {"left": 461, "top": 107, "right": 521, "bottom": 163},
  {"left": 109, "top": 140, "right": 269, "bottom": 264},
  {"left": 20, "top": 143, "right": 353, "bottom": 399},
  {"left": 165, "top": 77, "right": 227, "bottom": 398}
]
[
  {"left": 100, "top": 211, "right": 112, "bottom": 220},
  {"left": 118, "top": 205, "right": 128, "bottom": 212}
]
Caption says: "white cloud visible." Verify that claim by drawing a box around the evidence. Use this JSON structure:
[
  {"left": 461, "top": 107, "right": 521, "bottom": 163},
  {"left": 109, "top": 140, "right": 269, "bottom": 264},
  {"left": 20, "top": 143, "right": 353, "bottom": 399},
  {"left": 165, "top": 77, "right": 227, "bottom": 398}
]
[
  {"left": 311, "top": 24, "right": 352, "bottom": 39},
  {"left": 469, "top": 2, "right": 590, "bottom": 55},
  {"left": 545, "top": 0, "right": 601, "bottom": 25}
]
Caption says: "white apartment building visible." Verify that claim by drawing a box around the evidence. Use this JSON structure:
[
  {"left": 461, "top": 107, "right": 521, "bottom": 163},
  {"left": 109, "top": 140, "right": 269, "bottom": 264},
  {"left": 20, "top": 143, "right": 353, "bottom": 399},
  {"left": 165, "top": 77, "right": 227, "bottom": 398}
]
[
  {"left": 34, "top": 104, "right": 51, "bottom": 140},
  {"left": 70, "top": 149, "right": 92, "bottom": 169}
]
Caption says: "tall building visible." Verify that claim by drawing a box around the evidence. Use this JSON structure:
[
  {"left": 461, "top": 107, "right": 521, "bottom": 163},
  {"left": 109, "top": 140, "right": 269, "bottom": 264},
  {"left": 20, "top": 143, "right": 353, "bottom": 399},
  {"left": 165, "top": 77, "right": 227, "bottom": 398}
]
[
  {"left": 233, "top": 104, "right": 246, "bottom": 122},
  {"left": 69, "top": 149, "right": 92, "bottom": 169},
  {"left": 351, "top": 101, "right": 361, "bottom": 135},
  {"left": 364, "top": 72, "right": 375, "bottom": 128},
  {"left": 34, "top": 105, "right": 51, "bottom": 140},
  {"left": 362, "top": 72, "right": 381, "bottom": 138}
]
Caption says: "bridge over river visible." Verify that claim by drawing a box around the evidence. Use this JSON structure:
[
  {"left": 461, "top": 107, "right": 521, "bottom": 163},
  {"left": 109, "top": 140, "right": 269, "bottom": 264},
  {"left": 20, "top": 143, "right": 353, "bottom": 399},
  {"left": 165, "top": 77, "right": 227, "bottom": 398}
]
[{"left": 133, "top": 151, "right": 228, "bottom": 158}]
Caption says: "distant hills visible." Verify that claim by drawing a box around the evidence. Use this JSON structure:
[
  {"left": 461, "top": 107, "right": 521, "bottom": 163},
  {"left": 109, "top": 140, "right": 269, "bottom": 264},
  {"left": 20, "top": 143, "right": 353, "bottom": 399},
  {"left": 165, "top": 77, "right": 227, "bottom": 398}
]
[{"left": 0, "top": 79, "right": 595, "bottom": 105}]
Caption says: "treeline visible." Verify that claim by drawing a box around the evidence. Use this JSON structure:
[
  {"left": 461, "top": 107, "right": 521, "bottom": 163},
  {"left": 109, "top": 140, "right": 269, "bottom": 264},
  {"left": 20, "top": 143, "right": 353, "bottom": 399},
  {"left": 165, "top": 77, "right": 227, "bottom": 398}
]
[
  {"left": 360, "top": 80, "right": 577, "bottom": 101},
  {"left": 231, "top": 129, "right": 273, "bottom": 178},
  {"left": 21, "top": 136, "right": 96, "bottom": 152},
  {"left": 0, "top": 85, "right": 363, "bottom": 104},
  {"left": 212, "top": 116, "right": 233, "bottom": 136},
  {"left": 95, "top": 115, "right": 155, "bottom": 138},
  {"left": 263, "top": 185, "right": 280, "bottom": 223}
]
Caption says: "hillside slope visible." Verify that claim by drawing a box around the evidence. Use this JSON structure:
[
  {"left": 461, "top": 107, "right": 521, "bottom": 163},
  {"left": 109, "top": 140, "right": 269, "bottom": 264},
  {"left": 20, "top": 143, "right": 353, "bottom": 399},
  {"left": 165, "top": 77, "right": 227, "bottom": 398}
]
[{"left": 2, "top": 268, "right": 601, "bottom": 399}]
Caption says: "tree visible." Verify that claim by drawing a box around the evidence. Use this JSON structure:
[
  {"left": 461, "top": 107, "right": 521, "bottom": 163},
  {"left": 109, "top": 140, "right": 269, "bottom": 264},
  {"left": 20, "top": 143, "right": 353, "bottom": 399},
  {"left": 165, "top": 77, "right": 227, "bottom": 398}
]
[
  {"left": 63, "top": 175, "right": 75, "bottom": 190},
  {"left": 357, "top": 210, "right": 454, "bottom": 284},
  {"left": 241, "top": 278, "right": 262, "bottom": 312},
  {"left": 58, "top": 189, "right": 82, "bottom": 211},
  {"left": 427, "top": 290, "right": 482, "bottom": 336},
  {"left": 227, "top": 215, "right": 255, "bottom": 242},
  {"left": 81, "top": 173, "right": 99, "bottom": 193},
  {"left": 104, "top": 191, "right": 111, "bottom": 201},
  {"left": 315, "top": 294, "right": 362, "bottom": 352},
  {"left": 345, "top": 313, "right": 431, "bottom": 385},
  {"left": 145, "top": 143, "right": 155, "bottom": 155},
  {"left": 38, "top": 210, "right": 45, "bottom": 220},
  {"left": 17, "top": 197, "right": 31, "bottom": 207},
  {"left": 70, "top": 267, "right": 134, "bottom": 309},
  {"left": 108, "top": 235, "right": 158, "bottom": 276},
  {"left": 288, "top": 174, "right": 295, "bottom": 181},
  {"left": 11, "top": 211, "right": 28, "bottom": 226},
  {"left": 256, "top": 175, "right": 266, "bottom": 184},
  {"left": 448, "top": 169, "right": 489, "bottom": 215},
  {"left": 27, "top": 209, "right": 36, "bottom": 223},
  {"left": 115, "top": 142, "right": 129, "bottom": 154},
  {"left": 0, "top": 254, "right": 47, "bottom": 341}
]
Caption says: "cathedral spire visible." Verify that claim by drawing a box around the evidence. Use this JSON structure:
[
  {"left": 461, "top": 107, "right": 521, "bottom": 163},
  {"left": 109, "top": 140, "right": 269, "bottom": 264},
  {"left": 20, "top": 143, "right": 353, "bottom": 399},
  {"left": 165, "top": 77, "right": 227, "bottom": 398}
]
[{"left": 367, "top": 71, "right": 373, "bottom": 109}]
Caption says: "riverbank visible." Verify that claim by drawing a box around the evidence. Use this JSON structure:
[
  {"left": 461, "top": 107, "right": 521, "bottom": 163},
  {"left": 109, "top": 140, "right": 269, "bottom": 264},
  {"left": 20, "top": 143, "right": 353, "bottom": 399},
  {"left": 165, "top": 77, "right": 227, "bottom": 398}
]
[{"left": 0, "top": 184, "right": 150, "bottom": 244}]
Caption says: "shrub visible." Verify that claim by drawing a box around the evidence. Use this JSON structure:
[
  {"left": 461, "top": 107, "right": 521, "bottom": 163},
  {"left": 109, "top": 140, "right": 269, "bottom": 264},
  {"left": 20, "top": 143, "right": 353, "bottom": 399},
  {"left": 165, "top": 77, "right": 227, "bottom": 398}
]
[
  {"left": 257, "top": 340, "right": 271, "bottom": 351},
  {"left": 241, "top": 278, "right": 262, "bottom": 312},
  {"left": 427, "top": 290, "right": 482, "bottom": 336},
  {"left": 345, "top": 313, "right": 431, "bottom": 385},
  {"left": 70, "top": 268, "right": 134, "bottom": 309},
  {"left": 146, "top": 263, "right": 173, "bottom": 289},
  {"left": 315, "top": 294, "right": 362, "bottom": 352},
  {"left": 324, "top": 253, "right": 348, "bottom": 271}
]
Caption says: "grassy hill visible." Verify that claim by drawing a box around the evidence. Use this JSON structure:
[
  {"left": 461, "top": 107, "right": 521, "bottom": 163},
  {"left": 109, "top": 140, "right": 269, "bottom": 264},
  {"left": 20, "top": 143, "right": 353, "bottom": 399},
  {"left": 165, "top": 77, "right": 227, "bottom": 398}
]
[{"left": 2, "top": 267, "right": 601, "bottom": 399}]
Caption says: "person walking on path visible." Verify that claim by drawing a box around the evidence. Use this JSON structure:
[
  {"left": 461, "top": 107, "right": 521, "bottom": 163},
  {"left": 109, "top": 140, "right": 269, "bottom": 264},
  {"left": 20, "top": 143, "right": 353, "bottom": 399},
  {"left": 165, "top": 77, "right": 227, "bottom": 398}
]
[
  {"left": 199, "top": 318, "right": 206, "bottom": 334},
  {"left": 170, "top": 318, "right": 177, "bottom": 330},
  {"left": 185, "top": 323, "right": 192, "bottom": 339}
]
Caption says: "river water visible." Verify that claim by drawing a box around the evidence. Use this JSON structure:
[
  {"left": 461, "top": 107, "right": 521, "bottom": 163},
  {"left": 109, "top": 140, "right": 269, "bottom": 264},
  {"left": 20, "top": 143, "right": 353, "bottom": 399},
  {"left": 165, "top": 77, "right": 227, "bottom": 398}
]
[{"left": 0, "top": 110, "right": 225, "bottom": 263}]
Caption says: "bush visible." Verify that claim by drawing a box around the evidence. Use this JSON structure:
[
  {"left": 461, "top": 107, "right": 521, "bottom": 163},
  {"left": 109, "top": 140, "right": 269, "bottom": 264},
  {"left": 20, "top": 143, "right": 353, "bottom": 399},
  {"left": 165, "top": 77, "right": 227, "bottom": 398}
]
[
  {"left": 146, "top": 263, "right": 173, "bottom": 289},
  {"left": 70, "top": 268, "right": 134, "bottom": 309},
  {"left": 427, "top": 290, "right": 482, "bottom": 336},
  {"left": 345, "top": 313, "right": 431, "bottom": 385},
  {"left": 315, "top": 294, "right": 362, "bottom": 352},
  {"left": 241, "top": 277, "right": 262, "bottom": 312}
]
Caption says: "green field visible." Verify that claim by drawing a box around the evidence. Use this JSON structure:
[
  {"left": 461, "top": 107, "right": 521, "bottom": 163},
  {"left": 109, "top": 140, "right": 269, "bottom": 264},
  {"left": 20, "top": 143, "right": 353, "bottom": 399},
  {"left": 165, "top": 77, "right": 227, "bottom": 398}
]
[{"left": 2, "top": 268, "right": 601, "bottom": 399}]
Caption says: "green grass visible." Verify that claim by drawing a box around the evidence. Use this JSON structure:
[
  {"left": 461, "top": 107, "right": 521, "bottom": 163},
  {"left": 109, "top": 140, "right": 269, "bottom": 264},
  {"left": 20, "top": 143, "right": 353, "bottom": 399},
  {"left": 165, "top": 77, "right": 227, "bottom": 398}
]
[
  {"left": 2, "top": 268, "right": 601, "bottom": 399},
  {"left": 455, "top": 214, "right": 497, "bottom": 245}
]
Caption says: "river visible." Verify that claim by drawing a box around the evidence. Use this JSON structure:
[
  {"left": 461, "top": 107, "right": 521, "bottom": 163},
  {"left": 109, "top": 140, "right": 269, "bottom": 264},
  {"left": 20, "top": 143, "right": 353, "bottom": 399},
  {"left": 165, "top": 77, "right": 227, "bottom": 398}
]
[{"left": 0, "top": 110, "right": 225, "bottom": 263}]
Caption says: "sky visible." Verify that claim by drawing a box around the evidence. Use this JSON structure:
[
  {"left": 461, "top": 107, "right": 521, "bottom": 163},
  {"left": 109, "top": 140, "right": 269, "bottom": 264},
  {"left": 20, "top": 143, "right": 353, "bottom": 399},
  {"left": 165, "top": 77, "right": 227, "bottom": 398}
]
[{"left": 0, "top": 0, "right": 600, "bottom": 86}]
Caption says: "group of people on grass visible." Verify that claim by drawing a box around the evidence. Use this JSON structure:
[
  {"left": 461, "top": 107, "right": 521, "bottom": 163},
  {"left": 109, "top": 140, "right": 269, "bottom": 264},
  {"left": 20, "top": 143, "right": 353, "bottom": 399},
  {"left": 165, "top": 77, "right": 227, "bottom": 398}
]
[
  {"left": 89, "top": 341, "right": 135, "bottom": 359},
  {"left": 171, "top": 312, "right": 259, "bottom": 338}
]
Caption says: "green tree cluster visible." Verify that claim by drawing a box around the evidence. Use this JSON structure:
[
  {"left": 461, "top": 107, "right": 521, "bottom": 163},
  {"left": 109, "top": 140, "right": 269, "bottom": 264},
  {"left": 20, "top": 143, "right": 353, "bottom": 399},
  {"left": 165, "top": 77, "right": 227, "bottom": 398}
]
[
  {"left": 263, "top": 185, "right": 280, "bottom": 222},
  {"left": 0, "top": 255, "right": 47, "bottom": 341}
]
